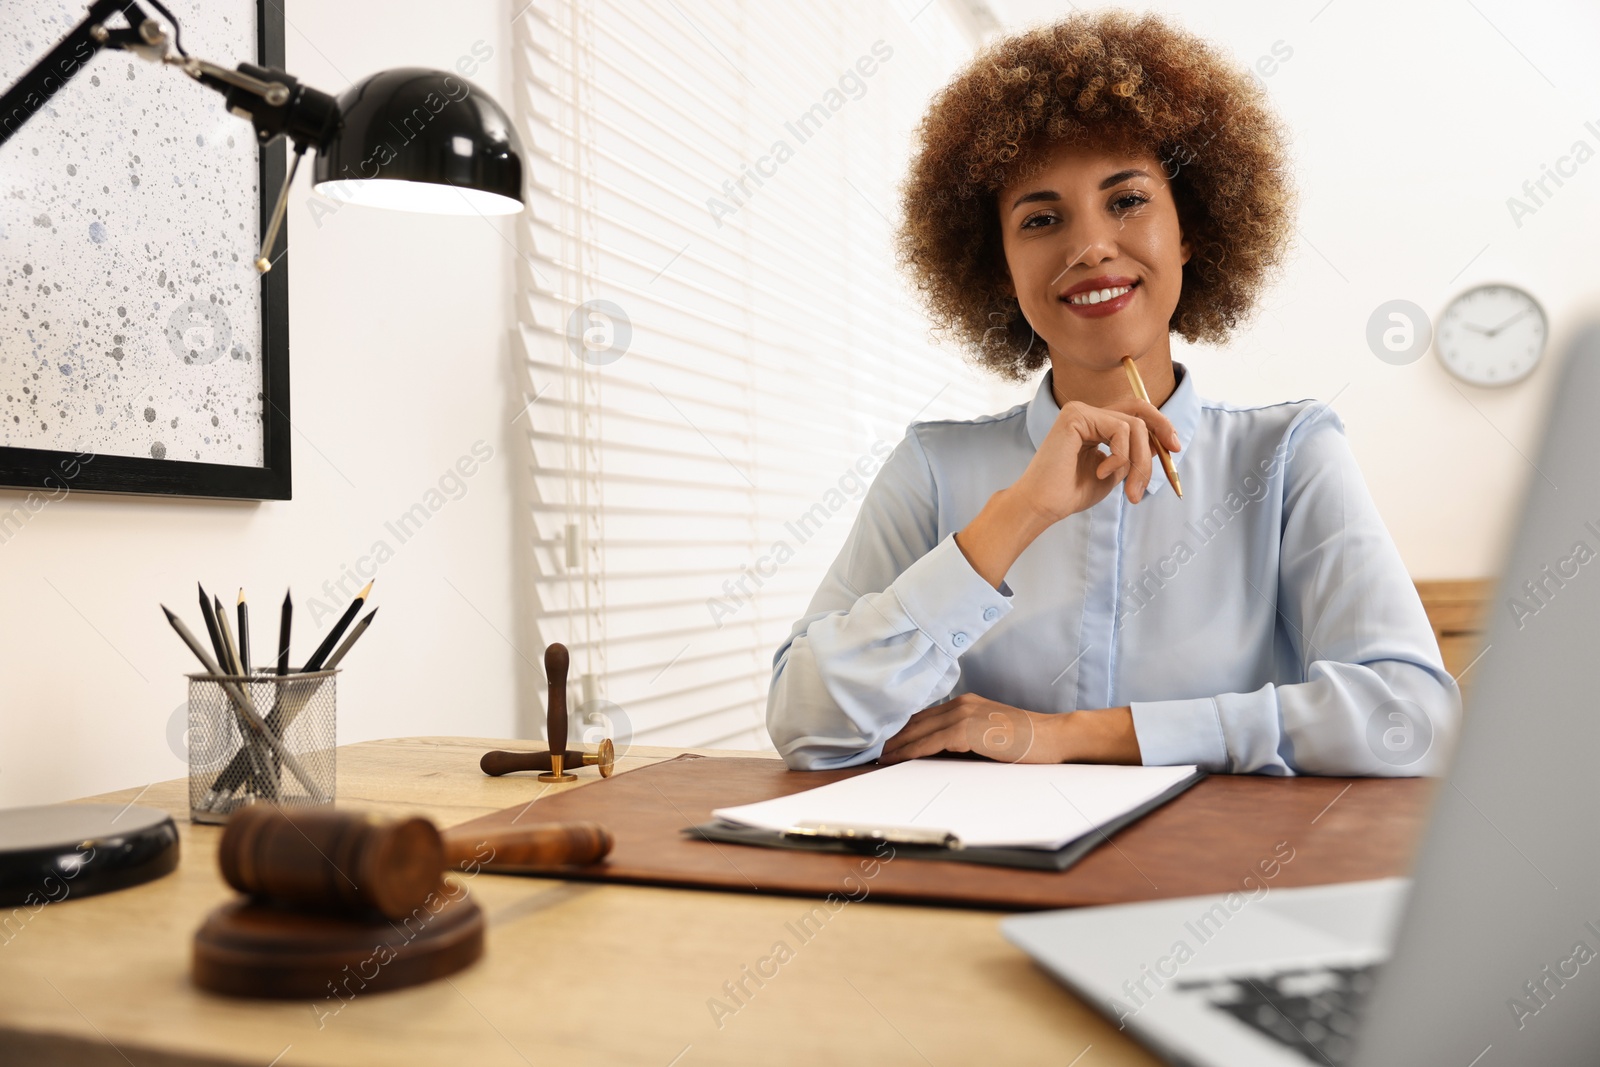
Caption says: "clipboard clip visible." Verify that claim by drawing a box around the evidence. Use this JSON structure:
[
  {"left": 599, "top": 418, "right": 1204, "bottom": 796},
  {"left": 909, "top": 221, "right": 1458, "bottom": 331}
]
[{"left": 782, "top": 820, "right": 963, "bottom": 850}]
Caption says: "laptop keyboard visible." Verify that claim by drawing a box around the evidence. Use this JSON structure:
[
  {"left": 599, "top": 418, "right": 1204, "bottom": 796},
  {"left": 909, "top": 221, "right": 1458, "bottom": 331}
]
[{"left": 1175, "top": 962, "right": 1379, "bottom": 1066}]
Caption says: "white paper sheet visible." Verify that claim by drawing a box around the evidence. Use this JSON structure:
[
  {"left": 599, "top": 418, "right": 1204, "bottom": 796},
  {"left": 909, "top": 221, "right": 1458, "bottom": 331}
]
[{"left": 711, "top": 759, "right": 1200, "bottom": 850}]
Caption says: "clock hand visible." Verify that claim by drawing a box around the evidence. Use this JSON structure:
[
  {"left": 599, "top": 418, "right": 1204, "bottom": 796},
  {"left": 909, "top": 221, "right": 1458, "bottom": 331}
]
[
  {"left": 1485, "top": 306, "right": 1533, "bottom": 338},
  {"left": 1460, "top": 322, "right": 1491, "bottom": 335}
]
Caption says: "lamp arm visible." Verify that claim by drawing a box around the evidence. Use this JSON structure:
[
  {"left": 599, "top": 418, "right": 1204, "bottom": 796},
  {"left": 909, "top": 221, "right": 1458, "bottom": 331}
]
[
  {"left": 174, "top": 56, "right": 293, "bottom": 108},
  {"left": 168, "top": 55, "right": 339, "bottom": 154},
  {"left": 0, "top": 0, "right": 143, "bottom": 149},
  {"left": 2, "top": 0, "right": 340, "bottom": 153}
]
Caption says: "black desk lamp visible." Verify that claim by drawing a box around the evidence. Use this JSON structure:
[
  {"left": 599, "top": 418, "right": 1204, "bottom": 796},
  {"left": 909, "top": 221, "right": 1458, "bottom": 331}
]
[{"left": 0, "top": 0, "right": 524, "bottom": 271}]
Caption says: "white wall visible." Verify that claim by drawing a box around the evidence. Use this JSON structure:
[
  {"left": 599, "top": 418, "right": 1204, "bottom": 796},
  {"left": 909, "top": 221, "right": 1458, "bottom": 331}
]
[
  {"left": 0, "top": 0, "right": 524, "bottom": 806},
  {"left": 990, "top": 0, "right": 1600, "bottom": 580}
]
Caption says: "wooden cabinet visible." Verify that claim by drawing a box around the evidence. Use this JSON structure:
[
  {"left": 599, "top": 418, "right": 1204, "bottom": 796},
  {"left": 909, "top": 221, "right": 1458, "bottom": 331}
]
[{"left": 1415, "top": 579, "right": 1493, "bottom": 695}]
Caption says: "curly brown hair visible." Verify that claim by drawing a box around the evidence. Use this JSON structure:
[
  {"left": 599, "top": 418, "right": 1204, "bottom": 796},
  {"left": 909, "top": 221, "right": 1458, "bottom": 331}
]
[{"left": 895, "top": 11, "right": 1296, "bottom": 381}]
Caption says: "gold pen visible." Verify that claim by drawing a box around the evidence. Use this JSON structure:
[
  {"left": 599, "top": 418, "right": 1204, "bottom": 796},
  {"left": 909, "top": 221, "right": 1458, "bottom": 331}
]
[{"left": 1121, "top": 355, "right": 1183, "bottom": 499}]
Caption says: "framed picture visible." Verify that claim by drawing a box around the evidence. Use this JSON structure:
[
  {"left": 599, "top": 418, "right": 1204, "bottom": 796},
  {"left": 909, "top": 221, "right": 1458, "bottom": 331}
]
[{"left": 0, "top": 0, "right": 290, "bottom": 500}]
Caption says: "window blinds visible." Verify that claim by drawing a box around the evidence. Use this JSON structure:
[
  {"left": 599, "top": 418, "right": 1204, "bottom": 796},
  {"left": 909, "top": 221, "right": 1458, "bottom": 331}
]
[{"left": 512, "top": 0, "right": 1023, "bottom": 750}]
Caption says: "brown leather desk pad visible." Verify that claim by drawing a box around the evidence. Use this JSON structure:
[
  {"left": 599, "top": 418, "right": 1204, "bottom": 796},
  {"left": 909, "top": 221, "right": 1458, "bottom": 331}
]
[{"left": 448, "top": 754, "right": 1435, "bottom": 911}]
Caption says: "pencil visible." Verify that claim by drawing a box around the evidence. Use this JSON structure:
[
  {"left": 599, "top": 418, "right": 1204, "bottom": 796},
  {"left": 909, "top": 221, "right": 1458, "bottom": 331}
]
[
  {"left": 237, "top": 589, "right": 251, "bottom": 675},
  {"left": 302, "top": 580, "right": 372, "bottom": 672},
  {"left": 1121, "top": 356, "right": 1183, "bottom": 499},
  {"left": 213, "top": 594, "right": 242, "bottom": 675},
  {"left": 197, "top": 582, "right": 228, "bottom": 668},
  {"left": 273, "top": 607, "right": 378, "bottom": 738},
  {"left": 209, "top": 592, "right": 262, "bottom": 791},
  {"left": 323, "top": 607, "right": 377, "bottom": 670},
  {"left": 276, "top": 589, "right": 293, "bottom": 676}
]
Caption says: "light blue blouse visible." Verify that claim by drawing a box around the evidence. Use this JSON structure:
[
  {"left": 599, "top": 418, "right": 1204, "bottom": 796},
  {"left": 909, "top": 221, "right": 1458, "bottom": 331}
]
[{"left": 766, "top": 362, "right": 1461, "bottom": 776}]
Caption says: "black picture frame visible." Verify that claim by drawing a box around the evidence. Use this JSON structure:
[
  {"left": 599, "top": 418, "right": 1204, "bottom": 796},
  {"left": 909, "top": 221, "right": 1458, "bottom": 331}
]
[{"left": 0, "top": 0, "right": 291, "bottom": 501}]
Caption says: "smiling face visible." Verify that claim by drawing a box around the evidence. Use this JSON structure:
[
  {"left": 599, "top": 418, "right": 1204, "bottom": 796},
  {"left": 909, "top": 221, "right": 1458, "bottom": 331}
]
[{"left": 998, "top": 139, "right": 1192, "bottom": 386}]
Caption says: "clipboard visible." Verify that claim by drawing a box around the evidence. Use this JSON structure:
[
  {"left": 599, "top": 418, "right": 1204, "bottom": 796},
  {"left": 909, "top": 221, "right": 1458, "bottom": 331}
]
[{"left": 685, "top": 766, "right": 1205, "bottom": 871}]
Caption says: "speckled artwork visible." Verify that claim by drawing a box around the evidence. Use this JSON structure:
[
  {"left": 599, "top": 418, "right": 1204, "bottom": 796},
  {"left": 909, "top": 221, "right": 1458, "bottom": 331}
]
[{"left": 0, "top": 0, "right": 264, "bottom": 466}]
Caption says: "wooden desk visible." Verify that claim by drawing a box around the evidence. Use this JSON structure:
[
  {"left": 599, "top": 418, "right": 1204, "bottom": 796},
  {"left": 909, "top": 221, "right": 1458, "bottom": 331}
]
[{"left": 0, "top": 738, "right": 1418, "bottom": 1066}]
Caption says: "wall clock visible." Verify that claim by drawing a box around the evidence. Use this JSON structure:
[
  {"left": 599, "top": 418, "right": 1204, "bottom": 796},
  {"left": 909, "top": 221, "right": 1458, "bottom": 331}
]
[{"left": 1435, "top": 283, "right": 1546, "bottom": 387}]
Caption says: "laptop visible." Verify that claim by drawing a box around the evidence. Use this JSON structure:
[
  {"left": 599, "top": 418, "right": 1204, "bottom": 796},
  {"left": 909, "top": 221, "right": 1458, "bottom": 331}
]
[{"left": 1001, "top": 321, "right": 1600, "bottom": 1067}]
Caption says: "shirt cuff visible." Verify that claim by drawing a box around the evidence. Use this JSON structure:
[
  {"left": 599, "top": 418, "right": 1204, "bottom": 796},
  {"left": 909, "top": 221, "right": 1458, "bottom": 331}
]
[
  {"left": 1130, "top": 696, "right": 1229, "bottom": 771},
  {"left": 888, "top": 533, "right": 1013, "bottom": 660}
]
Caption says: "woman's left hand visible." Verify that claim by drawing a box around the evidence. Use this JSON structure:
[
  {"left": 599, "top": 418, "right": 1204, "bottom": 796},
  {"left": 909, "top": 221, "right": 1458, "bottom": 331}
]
[
  {"left": 878, "top": 695, "right": 1142, "bottom": 765},
  {"left": 879, "top": 694, "right": 1067, "bottom": 764}
]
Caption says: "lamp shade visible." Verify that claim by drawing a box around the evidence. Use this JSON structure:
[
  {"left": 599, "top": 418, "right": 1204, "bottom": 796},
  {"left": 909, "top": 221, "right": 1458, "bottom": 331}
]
[{"left": 311, "top": 67, "right": 523, "bottom": 215}]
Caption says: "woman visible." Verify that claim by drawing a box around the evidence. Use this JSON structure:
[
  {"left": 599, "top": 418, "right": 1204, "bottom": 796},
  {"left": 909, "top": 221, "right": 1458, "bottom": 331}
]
[{"left": 765, "top": 12, "right": 1460, "bottom": 776}]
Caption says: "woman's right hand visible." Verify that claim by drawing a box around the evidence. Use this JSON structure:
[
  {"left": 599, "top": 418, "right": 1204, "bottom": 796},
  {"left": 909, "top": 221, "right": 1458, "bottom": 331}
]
[
  {"left": 1013, "top": 396, "right": 1182, "bottom": 521},
  {"left": 954, "top": 397, "right": 1181, "bottom": 589}
]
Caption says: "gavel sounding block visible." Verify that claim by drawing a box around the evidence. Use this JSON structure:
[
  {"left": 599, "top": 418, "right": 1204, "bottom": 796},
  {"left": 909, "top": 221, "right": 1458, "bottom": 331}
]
[{"left": 193, "top": 889, "right": 483, "bottom": 999}]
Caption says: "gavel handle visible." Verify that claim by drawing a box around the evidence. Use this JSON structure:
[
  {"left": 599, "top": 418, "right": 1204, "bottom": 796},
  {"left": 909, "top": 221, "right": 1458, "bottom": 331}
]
[
  {"left": 441, "top": 822, "right": 612, "bottom": 871},
  {"left": 480, "top": 749, "right": 559, "bottom": 776}
]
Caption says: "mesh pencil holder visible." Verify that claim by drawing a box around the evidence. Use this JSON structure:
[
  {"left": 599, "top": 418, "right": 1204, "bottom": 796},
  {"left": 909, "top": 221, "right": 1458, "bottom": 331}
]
[{"left": 186, "top": 670, "right": 338, "bottom": 825}]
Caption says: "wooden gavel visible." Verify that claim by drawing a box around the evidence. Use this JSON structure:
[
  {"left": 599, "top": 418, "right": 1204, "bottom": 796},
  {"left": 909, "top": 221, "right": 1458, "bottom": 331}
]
[
  {"left": 480, "top": 642, "right": 616, "bottom": 781},
  {"left": 219, "top": 803, "right": 612, "bottom": 920}
]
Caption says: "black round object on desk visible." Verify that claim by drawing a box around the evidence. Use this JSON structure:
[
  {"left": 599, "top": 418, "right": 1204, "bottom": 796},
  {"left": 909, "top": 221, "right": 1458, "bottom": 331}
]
[{"left": 0, "top": 803, "right": 180, "bottom": 907}]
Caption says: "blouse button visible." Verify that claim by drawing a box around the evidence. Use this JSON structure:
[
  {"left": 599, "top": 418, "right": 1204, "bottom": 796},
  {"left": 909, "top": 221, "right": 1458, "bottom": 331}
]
[
  {"left": 982, "top": 607, "right": 999, "bottom": 622},
  {"left": 951, "top": 632, "right": 969, "bottom": 648}
]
